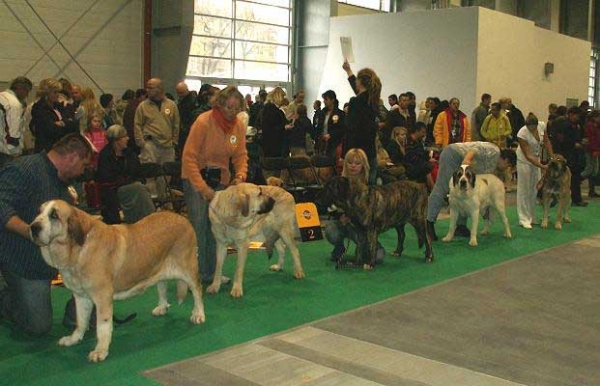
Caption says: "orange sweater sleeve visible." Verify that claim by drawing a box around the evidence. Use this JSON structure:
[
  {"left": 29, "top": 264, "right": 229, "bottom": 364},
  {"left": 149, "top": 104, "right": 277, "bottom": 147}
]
[{"left": 182, "top": 114, "right": 211, "bottom": 197}]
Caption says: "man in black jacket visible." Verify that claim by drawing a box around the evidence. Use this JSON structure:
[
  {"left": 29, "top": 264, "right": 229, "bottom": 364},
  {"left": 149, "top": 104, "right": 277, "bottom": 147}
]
[
  {"left": 549, "top": 107, "right": 587, "bottom": 206},
  {"left": 175, "top": 82, "right": 198, "bottom": 158}
]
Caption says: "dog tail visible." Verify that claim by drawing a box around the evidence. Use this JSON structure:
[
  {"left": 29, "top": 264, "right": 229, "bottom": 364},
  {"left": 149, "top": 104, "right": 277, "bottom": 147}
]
[{"left": 177, "top": 281, "right": 188, "bottom": 304}]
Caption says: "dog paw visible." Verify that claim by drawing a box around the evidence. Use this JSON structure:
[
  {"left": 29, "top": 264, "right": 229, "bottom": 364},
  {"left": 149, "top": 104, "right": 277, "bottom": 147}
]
[
  {"left": 58, "top": 334, "right": 82, "bottom": 347},
  {"left": 391, "top": 250, "right": 402, "bottom": 257},
  {"left": 151, "top": 303, "right": 170, "bottom": 316},
  {"left": 293, "top": 270, "right": 305, "bottom": 279},
  {"left": 362, "top": 264, "right": 373, "bottom": 271},
  {"left": 481, "top": 229, "right": 490, "bottom": 235},
  {"left": 555, "top": 222, "right": 562, "bottom": 230},
  {"left": 269, "top": 264, "right": 282, "bottom": 272},
  {"left": 190, "top": 312, "right": 205, "bottom": 324},
  {"left": 88, "top": 349, "right": 109, "bottom": 362},
  {"left": 505, "top": 232, "right": 512, "bottom": 239},
  {"left": 564, "top": 217, "right": 572, "bottom": 223},
  {"left": 206, "top": 284, "right": 221, "bottom": 294},
  {"left": 442, "top": 235, "right": 452, "bottom": 242},
  {"left": 230, "top": 284, "right": 244, "bottom": 298},
  {"left": 541, "top": 221, "right": 548, "bottom": 229},
  {"left": 469, "top": 239, "right": 478, "bottom": 247}
]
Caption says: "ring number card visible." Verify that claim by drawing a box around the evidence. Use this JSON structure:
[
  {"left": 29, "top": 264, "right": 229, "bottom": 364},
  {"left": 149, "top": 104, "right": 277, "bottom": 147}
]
[{"left": 295, "top": 202, "right": 323, "bottom": 242}]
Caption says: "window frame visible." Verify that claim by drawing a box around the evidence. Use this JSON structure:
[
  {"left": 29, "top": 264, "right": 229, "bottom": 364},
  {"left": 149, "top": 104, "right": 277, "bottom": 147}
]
[{"left": 187, "top": 0, "right": 293, "bottom": 90}]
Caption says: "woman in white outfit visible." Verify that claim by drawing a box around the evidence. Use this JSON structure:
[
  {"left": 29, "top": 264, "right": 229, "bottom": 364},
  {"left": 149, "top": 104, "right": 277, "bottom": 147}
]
[{"left": 516, "top": 113, "right": 552, "bottom": 228}]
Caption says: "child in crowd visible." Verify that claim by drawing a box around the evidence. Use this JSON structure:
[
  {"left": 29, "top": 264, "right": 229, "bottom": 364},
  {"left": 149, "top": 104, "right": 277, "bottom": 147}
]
[{"left": 83, "top": 114, "right": 108, "bottom": 167}]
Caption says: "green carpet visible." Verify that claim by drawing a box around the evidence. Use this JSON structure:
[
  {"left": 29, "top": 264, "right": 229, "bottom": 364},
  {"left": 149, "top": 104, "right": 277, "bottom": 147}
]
[{"left": 1, "top": 202, "right": 599, "bottom": 386}]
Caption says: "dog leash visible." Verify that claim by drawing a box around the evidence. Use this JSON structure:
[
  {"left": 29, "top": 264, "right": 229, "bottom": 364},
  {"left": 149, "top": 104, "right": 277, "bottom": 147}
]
[
  {"left": 334, "top": 238, "right": 369, "bottom": 270},
  {"left": 114, "top": 313, "right": 137, "bottom": 325}
]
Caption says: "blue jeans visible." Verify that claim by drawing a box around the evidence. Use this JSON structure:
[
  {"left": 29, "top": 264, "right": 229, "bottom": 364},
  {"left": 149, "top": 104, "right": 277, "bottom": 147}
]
[
  {"left": 427, "top": 146, "right": 464, "bottom": 223},
  {"left": 183, "top": 180, "right": 223, "bottom": 283},
  {"left": 0, "top": 267, "right": 53, "bottom": 336}
]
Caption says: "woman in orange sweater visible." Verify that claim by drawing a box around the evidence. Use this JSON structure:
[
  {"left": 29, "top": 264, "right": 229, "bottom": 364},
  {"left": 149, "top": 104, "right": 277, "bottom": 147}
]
[{"left": 182, "top": 86, "right": 248, "bottom": 284}]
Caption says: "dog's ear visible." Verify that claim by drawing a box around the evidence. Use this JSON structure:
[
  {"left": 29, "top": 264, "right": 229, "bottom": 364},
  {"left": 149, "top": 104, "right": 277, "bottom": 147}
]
[
  {"left": 470, "top": 171, "right": 476, "bottom": 188},
  {"left": 67, "top": 210, "right": 86, "bottom": 246},
  {"left": 452, "top": 170, "right": 460, "bottom": 186},
  {"left": 237, "top": 193, "right": 250, "bottom": 217}
]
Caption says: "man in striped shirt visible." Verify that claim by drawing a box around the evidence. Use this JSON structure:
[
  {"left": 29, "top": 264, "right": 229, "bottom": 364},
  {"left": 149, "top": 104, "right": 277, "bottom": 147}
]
[{"left": 0, "top": 134, "right": 92, "bottom": 335}]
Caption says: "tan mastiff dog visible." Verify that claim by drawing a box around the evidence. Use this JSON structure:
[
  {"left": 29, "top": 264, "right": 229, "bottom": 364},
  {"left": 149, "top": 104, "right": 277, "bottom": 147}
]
[
  {"left": 540, "top": 154, "right": 572, "bottom": 230},
  {"left": 30, "top": 200, "right": 205, "bottom": 362},
  {"left": 208, "top": 183, "right": 305, "bottom": 298}
]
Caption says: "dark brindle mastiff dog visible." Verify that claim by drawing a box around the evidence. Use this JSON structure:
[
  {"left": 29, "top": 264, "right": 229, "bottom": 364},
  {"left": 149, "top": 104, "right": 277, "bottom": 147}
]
[
  {"left": 540, "top": 154, "right": 571, "bottom": 230},
  {"left": 318, "top": 176, "right": 433, "bottom": 267}
]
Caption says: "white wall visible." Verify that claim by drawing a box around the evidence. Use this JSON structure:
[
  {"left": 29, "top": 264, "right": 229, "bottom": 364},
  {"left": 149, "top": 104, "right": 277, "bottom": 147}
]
[
  {"left": 316, "top": 6, "right": 589, "bottom": 121},
  {"left": 319, "top": 7, "right": 479, "bottom": 110},
  {"left": 477, "top": 7, "right": 590, "bottom": 119},
  {"left": 0, "top": 0, "right": 143, "bottom": 96}
]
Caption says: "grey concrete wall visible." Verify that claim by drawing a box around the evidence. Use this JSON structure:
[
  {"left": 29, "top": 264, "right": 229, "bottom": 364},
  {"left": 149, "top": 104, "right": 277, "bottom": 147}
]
[
  {"left": 151, "top": 0, "right": 193, "bottom": 95},
  {"left": 0, "top": 0, "right": 143, "bottom": 96}
]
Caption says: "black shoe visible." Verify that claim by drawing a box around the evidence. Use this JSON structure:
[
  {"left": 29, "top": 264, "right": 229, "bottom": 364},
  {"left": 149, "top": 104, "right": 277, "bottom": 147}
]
[
  {"left": 426, "top": 220, "right": 438, "bottom": 241},
  {"left": 573, "top": 201, "right": 589, "bottom": 207},
  {"left": 455, "top": 225, "right": 471, "bottom": 238}
]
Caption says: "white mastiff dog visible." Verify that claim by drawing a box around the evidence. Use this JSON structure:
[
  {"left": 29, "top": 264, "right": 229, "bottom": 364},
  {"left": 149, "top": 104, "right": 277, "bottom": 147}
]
[
  {"left": 443, "top": 165, "right": 512, "bottom": 247},
  {"left": 30, "top": 200, "right": 205, "bottom": 362},
  {"left": 208, "top": 183, "right": 305, "bottom": 298}
]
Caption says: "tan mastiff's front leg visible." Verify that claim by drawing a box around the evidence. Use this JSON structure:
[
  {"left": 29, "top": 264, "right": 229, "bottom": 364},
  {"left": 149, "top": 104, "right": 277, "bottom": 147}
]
[
  {"left": 231, "top": 242, "right": 249, "bottom": 297},
  {"left": 88, "top": 293, "right": 114, "bottom": 362},
  {"left": 58, "top": 295, "right": 93, "bottom": 347},
  {"left": 207, "top": 243, "right": 228, "bottom": 295}
]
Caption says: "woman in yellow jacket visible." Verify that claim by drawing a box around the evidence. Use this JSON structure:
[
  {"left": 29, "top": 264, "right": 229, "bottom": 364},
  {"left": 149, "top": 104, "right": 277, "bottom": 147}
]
[
  {"left": 480, "top": 102, "right": 512, "bottom": 148},
  {"left": 434, "top": 97, "right": 471, "bottom": 148}
]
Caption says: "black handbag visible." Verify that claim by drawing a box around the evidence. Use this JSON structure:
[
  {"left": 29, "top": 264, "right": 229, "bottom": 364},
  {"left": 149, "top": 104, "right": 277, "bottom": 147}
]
[{"left": 201, "top": 166, "right": 221, "bottom": 189}]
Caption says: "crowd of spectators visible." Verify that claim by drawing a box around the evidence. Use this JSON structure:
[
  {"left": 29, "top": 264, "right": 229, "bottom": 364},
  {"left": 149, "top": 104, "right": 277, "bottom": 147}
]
[{"left": 0, "top": 64, "right": 597, "bottom": 335}]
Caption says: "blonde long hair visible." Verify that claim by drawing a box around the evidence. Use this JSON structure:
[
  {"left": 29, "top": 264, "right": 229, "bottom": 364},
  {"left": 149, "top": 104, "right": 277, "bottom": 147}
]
[
  {"left": 266, "top": 87, "right": 286, "bottom": 107},
  {"left": 342, "top": 148, "right": 369, "bottom": 184}
]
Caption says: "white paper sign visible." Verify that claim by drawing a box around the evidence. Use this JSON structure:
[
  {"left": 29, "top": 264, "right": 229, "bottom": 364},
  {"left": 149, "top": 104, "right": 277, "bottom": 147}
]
[{"left": 340, "top": 36, "right": 355, "bottom": 63}]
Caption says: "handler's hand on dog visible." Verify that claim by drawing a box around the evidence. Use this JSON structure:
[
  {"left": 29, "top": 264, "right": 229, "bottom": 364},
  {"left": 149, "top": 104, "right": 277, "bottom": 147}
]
[{"left": 230, "top": 177, "right": 243, "bottom": 185}]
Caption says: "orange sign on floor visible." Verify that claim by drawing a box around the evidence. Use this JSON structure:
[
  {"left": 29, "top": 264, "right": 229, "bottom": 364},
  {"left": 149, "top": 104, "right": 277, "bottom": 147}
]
[{"left": 295, "top": 202, "right": 323, "bottom": 242}]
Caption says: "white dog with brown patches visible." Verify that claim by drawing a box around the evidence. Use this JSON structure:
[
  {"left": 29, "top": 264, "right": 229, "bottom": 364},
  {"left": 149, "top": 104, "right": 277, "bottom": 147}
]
[
  {"left": 207, "top": 183, "right": 305, "bottom": 298},
  {"left": 30, "top": 200, "right": 205, "bottom": 362},
  {"left": 443, "top": 165, "right": 512, "bottom": 247}
]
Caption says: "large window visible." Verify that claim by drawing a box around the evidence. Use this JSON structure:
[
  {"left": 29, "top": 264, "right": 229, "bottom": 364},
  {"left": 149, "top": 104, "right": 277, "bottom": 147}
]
[
  {"left": 590, "top": 49, "right": 598, "bottom": 107},
  {"left": 187, "top": 0, "right": 293, "bottom": 87},
  {"left": 338, "top": 0, "right": 391, "bottom": 12}
]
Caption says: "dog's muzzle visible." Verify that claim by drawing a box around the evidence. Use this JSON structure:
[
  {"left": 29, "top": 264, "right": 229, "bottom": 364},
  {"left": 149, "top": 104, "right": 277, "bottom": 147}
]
[
  {"left": 459, "top": 178, "right": 468, "bottom": 190},
  {"left": 30, "top": 222, "right": 42, "bottom": 239}
]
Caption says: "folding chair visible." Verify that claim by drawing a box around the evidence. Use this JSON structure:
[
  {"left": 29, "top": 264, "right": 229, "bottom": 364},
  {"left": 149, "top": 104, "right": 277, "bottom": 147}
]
[
  {"left": 261, "top": 157, "right": 291, "bottom": 180},
  {"left": 160, "top": 161, "right": 186, "bottom": 213},
  {"left": 286, "top": 156, "right": 321, "bottom": 202},
  {"left": 137, "top": 162, "right": 167, "bottom": 209},
  {"left": 310, "top": 155, "right": 338, "bottom": 186}
]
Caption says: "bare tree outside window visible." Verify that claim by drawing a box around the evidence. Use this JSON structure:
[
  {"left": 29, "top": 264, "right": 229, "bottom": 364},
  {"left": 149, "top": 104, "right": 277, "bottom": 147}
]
[{"left": 187, "top": 0, "right": 291, "bottom": 82}]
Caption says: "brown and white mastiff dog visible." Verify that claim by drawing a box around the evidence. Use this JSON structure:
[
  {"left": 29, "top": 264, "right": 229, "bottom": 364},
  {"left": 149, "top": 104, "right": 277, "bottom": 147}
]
[
  {"left": 540, "top": 154, "right": 572, "bottom": 230},
  {"left": 208, "top": 183, "right": 305, "bottom": 298},
  {"left": 30, "top": 200, "right": 205, "bottom": 362},
  {"left": 318, "top": 176, "right": 434, "bottom": 268},
  {"left": 443, "top": 165, "right": 512, "bottom": 247}
]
